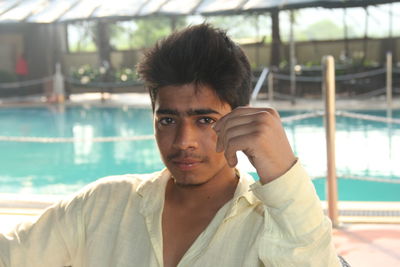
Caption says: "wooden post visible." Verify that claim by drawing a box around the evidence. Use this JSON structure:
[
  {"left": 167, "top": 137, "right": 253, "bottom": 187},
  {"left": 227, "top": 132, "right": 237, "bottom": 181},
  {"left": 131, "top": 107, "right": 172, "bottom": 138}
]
[
  {"left": 270, "top": 9, "right": 281, "bottom": 67},
  {"left": 289, "top": 10, "right": 296, "bottom": 104},
  {"left": 322, "top": 56, "right": 339, "bottom": 227},
  {"left": 386, "top": 52, "right": 393, "bottom": 118},
  {"left": 268, "top": 72, "right": 274, "bottom": 103},
  {"left": 343, "top": 8, "right": 349, "bottom": 60}
]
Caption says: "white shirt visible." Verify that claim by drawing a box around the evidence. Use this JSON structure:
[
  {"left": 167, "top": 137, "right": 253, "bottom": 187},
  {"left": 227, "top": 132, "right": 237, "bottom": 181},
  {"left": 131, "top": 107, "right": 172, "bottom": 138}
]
[{"left": 0, "top": 161, "right": 341, "bottom": 266}]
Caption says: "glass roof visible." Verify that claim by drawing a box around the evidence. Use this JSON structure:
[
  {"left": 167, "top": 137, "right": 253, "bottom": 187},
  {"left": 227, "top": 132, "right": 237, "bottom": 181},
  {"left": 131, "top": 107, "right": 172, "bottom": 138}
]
[{"left": 0, "top": 0, "right": 396, "bottom": 23}]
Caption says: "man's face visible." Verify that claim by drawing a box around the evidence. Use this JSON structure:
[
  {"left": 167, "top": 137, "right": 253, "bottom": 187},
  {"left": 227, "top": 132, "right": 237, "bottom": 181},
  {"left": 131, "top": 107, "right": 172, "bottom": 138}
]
[{"left": 154, "top": 84, "right": 234, "bottom": 186}]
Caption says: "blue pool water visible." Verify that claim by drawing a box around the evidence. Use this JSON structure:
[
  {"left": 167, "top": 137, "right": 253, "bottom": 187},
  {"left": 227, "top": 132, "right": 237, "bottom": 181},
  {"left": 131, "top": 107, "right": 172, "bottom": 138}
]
[{"left": 0, "top": 106, "right": 399, "bottom": 201}]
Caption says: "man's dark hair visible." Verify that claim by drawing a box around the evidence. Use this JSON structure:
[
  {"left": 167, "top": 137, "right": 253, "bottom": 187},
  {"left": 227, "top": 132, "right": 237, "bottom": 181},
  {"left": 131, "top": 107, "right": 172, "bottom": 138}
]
[{"left": 136, "top": 23, "right": 252, "bottom": 110}]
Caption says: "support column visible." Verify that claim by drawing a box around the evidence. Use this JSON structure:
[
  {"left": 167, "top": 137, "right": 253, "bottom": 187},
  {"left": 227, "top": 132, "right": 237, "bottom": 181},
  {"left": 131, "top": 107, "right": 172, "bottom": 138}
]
[
  {"left": 268, "top": 71, "right": 274, "bottom": 103},
  {"left": 289, "top": 10, "right": 296, "bottom": 104},
  {"left": 322, "top": 55, "right": 339, "bottom": 227},
  {"left": 270, "top": 9, "right": 281, "bottom": 67},
  {"left": 386, "top": 51, "right": 393, "bottom": 118}
]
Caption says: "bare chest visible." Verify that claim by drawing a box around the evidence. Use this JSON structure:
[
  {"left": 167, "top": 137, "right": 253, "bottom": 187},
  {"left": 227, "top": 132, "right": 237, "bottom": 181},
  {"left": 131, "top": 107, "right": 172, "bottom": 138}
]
[{"left": 161, "top": 205, "right": 217, "bottom": 267}]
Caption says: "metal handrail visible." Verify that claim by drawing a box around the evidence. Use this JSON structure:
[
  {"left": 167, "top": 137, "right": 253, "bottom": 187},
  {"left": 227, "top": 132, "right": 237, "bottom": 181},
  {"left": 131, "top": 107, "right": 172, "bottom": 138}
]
[
  {"left": 273, "top": 68, "right": 387, "bottom": 82},
  {"left": 251, "top": 67, "right": 269, "bottom": 101}
]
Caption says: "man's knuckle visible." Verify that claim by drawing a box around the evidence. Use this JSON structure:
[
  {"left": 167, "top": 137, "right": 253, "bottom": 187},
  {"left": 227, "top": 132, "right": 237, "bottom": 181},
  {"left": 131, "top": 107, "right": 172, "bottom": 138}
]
[
  {"left": 252, "top": 130, "right": 264, "bottom": 139},
  {"left": 258, "top": 111, "right": 269, "bottom": 117}
]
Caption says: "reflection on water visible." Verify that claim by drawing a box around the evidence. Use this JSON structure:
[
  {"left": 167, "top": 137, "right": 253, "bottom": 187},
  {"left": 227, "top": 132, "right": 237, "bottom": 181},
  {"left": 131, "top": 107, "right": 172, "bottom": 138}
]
[
  {"left": 73, "top": 125, "right": 95, "bottom": 164},
  {"left": 0, "top": 107, "right": 398, "bottom": 197},
  {"left": 283, "top": 113, "right": 400, "bottom": 181},
  {"left": 0, "top": 106, "right": 160, "bottom": 194}
]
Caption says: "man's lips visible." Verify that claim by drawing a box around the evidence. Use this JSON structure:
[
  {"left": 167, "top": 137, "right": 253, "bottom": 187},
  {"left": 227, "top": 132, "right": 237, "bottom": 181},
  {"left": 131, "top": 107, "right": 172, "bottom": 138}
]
[{"left": 171, "top": 158, "right": 203, "bottom": 170}]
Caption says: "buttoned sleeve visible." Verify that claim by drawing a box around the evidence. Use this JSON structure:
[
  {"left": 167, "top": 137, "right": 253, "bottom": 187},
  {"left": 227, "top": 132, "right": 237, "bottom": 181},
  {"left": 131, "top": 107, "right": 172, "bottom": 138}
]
[
  {"left": 250, "top": 161, "right": 341, "bottom": 267},
  {"left": 0, "top": 192, "right": 84, "bottom": 267}
]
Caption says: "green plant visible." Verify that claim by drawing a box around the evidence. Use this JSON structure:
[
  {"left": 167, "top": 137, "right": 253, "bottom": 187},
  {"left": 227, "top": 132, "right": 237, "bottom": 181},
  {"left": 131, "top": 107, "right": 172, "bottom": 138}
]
[
  {"left": 279, "top": 60, "right": 288, "bottom": 69},
  {"left": 114, "top": 67, "right": 137, "bottom": 82},
  {"left": 304, "top": 61, "right": 320, "bottom": 68},
  {"left": 0, "top": 70, "right": 17, "bottom": 83},
  {"left": 70, "top": 65, "right": 138, "bottom": 84},
  {"left": 70, "top": 64, "right": 102, "bottom": 84}
]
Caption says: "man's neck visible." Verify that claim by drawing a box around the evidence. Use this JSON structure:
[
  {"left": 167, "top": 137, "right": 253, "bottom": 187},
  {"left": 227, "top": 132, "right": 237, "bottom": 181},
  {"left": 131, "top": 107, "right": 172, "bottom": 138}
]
[
  {"left": 161, "top": 167, "right": 239, "bottom": 267},
  {"left": 165, "top": 167, "right": 239, "bottom": 209}
]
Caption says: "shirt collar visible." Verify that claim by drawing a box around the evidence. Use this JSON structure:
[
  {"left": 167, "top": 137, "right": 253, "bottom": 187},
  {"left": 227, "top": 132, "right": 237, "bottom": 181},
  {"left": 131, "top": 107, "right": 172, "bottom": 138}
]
[
  {"left": 136, "top": 168, "right": 259, "bottom": 215},
  {"left": 136, "top": 169, "right": 169, "bottom": 216},
  {"left": 232, "top": 168, "right": 260, "bottom": 206}
]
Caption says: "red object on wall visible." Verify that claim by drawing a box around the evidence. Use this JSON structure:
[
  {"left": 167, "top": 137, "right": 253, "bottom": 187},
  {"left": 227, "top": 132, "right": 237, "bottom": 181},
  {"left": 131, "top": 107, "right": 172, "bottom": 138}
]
[{"left": 15, "top": 55, "right": 28, "bottom": 76}]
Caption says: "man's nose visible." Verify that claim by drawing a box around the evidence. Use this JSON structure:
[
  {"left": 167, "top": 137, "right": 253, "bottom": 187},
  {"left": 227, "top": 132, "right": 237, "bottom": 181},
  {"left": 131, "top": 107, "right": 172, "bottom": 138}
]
[{"left": 173, "top": 122, "right": 199, "bottom": 150}]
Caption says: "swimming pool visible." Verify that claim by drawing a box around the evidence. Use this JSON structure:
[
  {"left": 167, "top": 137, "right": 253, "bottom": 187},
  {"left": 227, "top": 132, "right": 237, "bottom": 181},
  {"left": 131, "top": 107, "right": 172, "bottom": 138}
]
[{"left": 0, "top": 106, "right": 399, "bottom": 201}]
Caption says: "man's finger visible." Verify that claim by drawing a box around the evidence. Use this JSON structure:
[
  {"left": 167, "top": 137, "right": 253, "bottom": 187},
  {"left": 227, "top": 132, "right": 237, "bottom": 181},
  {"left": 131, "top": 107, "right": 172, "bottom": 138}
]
[
  {"left": 218, "top": 123, "right": 256, "bottom": 153},
  {"left": 214, "top": 107, "right": 278, "bottom": 132},
  {"left": 223, "top": 135, "right": 253, "bottom": 167},
  {"left": 215, "top": 115, "right": 253, "bottom": 151},
  {"left": 213, "top": 107, "right": 265, "bottom": 129},
  {"left": 221, "top": 111, "right": 274, "bottom": 139}
]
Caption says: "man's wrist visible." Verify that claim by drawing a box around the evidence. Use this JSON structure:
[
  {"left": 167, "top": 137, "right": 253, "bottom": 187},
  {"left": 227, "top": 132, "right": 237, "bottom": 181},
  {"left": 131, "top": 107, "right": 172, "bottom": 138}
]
[{"left": 258, "top": 157, "right": 298, "bottom": 185}]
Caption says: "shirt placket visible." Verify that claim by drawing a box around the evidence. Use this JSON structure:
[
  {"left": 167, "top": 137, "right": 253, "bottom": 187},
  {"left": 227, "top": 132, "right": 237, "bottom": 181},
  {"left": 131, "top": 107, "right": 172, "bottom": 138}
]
[
  {"left": 177, "top": 202, "right": 231, "bottom": 266},
  {"left": 139, "top": 172, "right": 168, "bottom": 267},
  {"left": 144, "top": 209, "right": 164, "bottom": 267}
]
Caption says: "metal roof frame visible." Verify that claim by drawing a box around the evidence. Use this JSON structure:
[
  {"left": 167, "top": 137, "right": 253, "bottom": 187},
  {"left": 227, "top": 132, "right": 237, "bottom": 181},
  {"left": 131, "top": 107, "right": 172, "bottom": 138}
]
[{"left": 0, "top": 0, "right": 397, "bottom": 24}]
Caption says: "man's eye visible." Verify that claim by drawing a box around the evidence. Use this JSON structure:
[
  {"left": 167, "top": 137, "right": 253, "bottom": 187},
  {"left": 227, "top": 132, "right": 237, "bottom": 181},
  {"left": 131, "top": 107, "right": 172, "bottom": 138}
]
[
  {"left": 159, "top": 117, "right": 175, "bottom": 125},
  {"left": 198, "top": 117, "right": 216, "bottom": 124}
]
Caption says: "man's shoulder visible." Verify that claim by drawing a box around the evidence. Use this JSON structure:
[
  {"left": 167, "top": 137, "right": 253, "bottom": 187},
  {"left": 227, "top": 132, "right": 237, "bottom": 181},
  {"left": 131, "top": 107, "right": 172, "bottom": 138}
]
[
  {"left": 90, "top": 171, "right": 162, "bottom": 190},
  {"left": 72, "top": 170, "right": 165, "bottom": 201},
  {"left": 51, "top": 171, "right": 166, "bottom": 225}
]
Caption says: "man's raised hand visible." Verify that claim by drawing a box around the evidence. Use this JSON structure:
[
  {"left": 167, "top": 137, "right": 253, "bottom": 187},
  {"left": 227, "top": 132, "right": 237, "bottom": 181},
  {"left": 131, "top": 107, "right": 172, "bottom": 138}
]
[{"left": 213, "top": 107, "right": 297, "bottom": 184}]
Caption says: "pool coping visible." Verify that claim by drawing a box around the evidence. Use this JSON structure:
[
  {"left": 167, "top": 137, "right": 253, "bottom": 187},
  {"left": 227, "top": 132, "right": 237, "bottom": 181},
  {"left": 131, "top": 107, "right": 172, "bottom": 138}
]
[
  {"left": 321, "top": 201, "right": 400, "bottom": 224},
  {"left": 1, "top": 194, "right": 399, "bottom": 223}
]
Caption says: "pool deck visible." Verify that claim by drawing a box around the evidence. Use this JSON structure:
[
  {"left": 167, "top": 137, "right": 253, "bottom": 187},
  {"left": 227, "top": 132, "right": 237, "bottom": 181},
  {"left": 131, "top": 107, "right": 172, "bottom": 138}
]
[
  {"left": 0, "top": 92, "right": 399, "bottom": 111},
  {"left": 334, "top": 223, "right": 400, "bottom": 267}
]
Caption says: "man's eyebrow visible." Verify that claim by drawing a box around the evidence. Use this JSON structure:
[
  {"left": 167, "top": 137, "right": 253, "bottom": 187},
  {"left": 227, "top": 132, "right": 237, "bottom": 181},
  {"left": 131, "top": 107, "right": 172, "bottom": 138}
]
[
  {"left": 156, "top": 109, "right": 179, "bottom": 115},
  {"left": 155, "top": 108, "right": 221, "bottom": 116},
  {"left": 187, "top": 109, "right": 221, "bottom": 116}
]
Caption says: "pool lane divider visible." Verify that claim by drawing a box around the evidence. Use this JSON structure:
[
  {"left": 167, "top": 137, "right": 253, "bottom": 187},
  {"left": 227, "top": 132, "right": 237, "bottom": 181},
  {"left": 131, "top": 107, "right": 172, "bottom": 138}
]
[
  {"left": 0, "top": 135, "right": 155, "bottom": 143},
  {"left": 0, "top": 110, "right": 397, "bottom": 144}
]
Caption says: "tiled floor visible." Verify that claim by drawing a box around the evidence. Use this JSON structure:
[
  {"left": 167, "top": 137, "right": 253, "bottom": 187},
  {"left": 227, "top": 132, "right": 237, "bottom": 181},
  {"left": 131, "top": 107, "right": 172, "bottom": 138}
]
[{"left": 333, "top": 223, "right": 400, "bottom": 267}]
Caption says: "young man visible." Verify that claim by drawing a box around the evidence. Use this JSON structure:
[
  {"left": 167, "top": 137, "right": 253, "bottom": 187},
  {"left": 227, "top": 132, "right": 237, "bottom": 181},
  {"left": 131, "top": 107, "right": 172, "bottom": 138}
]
[{"left": 0, "top": 24, "right": 341, "bottom": 266}]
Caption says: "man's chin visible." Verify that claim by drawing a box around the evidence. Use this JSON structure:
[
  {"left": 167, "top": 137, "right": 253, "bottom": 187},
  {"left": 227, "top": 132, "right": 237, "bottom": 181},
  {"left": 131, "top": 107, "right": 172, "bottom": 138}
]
[
  {"left": 169, "top": 170, "right": 201, "bottom": 186},
  {"left": 167, "top": 163, "right": 233, "bottom": 188},
  {"left": 173, "top": 180, "right": 207, "bottom": 187}
]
